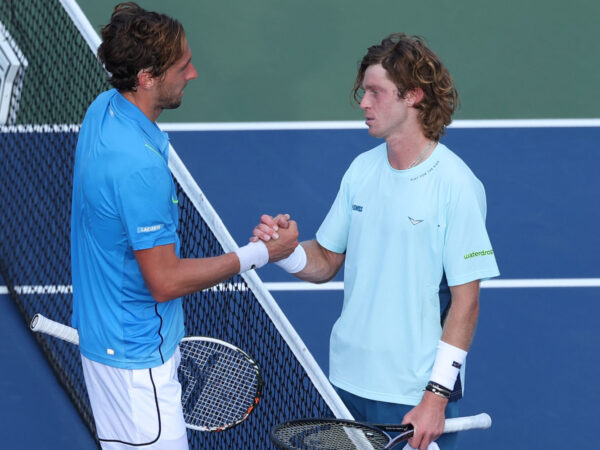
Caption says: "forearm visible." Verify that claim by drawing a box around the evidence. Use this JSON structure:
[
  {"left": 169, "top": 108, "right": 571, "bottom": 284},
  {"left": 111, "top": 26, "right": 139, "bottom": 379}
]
[
  {"left": 144, "top": 251, "right": 241, "bottom": 302},
  {"left": 291, "top": 240, "right": 344, "bottom": 283},
  {"left": 158, "top": 253, "right": 241, "bottom": 301},
  {"left": 138, "top": 223, "right": 298, "bottom": 302},
  {"left": 441, "top": 280, "right": 480, "bottom": 350},
  {"left": 404, "top": 282, "right": 481, "bottom": 447},
  {"left": 423, "top": 280, "right": 480, "bottom": 403}
]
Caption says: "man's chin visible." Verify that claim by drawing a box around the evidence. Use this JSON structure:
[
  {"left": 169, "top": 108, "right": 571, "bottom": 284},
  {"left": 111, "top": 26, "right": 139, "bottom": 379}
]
[
  {"left": 162, "top": 100, "right": 182, "bottom": 110},
  {"left": 367, "top": 127, "right": 381, "bottom": 138}
]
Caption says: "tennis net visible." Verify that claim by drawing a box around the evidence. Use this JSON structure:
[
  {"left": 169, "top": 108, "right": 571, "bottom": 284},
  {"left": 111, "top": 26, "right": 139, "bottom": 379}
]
[{"left": 0, "top": 1, "right": 349, "bottom": 448}]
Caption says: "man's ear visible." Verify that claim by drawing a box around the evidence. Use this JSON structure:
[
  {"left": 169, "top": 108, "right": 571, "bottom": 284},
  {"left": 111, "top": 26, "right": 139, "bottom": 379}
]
[
  {"left": 405, "top": 87, "right": 424, "bottom": 107},
  {"left": 137, "top": 70, "right": 155, "bottom": 90}
]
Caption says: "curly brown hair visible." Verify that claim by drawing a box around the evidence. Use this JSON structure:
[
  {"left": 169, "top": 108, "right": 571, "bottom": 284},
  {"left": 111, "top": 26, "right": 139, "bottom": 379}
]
[
  {"left": 98, "top": 2, "right": 185, "bottom": 92},
  {"left": 353, "top": 33, "right": 459, "bottom": 141}
]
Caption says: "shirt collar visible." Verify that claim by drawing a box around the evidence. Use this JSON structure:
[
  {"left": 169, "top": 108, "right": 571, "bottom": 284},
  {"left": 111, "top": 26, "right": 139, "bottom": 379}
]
[{"left": 110, "top": 89, "right": 170, "bottom": 160}]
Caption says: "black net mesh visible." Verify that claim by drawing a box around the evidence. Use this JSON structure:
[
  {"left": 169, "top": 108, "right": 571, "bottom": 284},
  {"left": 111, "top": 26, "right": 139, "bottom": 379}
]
[
  {"left": 0, "top": 0, "right": 107, "bottom": 124},
  {"left": 0, "top": 1, "right": 335, "bottom": 448}
]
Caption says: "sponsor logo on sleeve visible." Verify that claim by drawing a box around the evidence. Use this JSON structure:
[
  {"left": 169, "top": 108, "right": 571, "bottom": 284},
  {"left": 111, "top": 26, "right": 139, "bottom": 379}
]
[
  {"left": 463, "top": 249, "right": 494, "bottom": 259},
  {"left": 137, "top": 224, "right": 163, "bottom": 233}
]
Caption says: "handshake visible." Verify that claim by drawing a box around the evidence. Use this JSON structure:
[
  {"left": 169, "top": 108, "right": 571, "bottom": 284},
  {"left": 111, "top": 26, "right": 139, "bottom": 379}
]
[{"left": 234, "top": 214, "right": 307, "bottom": 274}]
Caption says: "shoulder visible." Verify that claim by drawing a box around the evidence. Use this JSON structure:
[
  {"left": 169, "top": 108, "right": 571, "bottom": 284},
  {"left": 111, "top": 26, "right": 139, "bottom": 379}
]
[
  {"left": 436, "top": 143, "right": 482, "bottom": 187},
  {"left": 82, "top": 89, "right": 118, "bottom": 120},
  {"left": 435, "top": 144, "right": 487, "bottom": 210},
  {"left": 352, "top": 142, "right": 386, "bottom": 165},
  {"left": 105, "top": 106, "right": 166, "bottom": 171},
  {"left": 345, "top": 142, "right": 386, "bottom": 177}
]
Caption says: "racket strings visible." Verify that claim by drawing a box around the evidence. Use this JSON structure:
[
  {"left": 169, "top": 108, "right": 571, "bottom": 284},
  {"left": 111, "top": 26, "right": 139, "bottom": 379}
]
[
  {"left": 179, "top": 340, "right": 259, "bottom": 430},
  {"left": 272, "top": 420, "right": 389, "bottom": 450}
]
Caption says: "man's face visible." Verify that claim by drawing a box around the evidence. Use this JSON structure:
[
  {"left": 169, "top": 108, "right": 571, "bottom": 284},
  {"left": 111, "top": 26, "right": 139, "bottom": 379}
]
[
  {"left": 359, "top": 64, "right": 411, "bottom": 140},
  {"left": 156, "top": 37, "right": 198, "bottom": 110}
]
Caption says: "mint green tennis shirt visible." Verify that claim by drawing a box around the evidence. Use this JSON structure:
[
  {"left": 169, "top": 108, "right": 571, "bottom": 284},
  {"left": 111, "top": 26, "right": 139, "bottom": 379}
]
[{"left": 316, "top": 142, "right": 500, "bottom": 405}]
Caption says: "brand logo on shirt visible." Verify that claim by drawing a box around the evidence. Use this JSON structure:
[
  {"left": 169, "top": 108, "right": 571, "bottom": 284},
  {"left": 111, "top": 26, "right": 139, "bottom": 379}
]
[
  {"left": 171, "top": 195, "right": 179, "bottom": 204},
  {"left": 408, "top": 217, "right": 424, "bottom": 225},
  {"left": 463, "top": 249, "right": 494, "bottom": 259},
  {"left": 137, "top": 224, "right": 163, "bottom": 233},
  {"left": 352, "top": 204, "right": 363, "bottom": 212}
]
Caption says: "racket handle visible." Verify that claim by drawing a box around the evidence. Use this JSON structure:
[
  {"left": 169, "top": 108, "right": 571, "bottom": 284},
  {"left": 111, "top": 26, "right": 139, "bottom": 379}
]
[
  {"left": 30, "top": 313, "right": 79, "bottom": 345},
  {"left": 444, "top": 413, "right": 491, "bottom": 433}
]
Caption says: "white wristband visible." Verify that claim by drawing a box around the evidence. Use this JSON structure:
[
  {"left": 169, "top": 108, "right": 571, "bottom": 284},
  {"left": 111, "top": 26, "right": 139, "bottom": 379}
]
[
  {"left": 274, "top": 245, "right": 307, "bottom": 273},
  {"left": 234, "top": 241, "right": 269, "bottom": 273},
  {"left": 430, "top": 340, "right": 467, "bottom": 391}
]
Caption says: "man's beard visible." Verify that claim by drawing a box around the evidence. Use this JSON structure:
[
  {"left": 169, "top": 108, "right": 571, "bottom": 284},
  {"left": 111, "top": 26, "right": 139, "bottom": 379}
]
[
  {"left": 159, "top": 96, "right": 182, "bottom": 110},
  {"left": 157, "top": 86, "right": 183, "bottom": 110}
]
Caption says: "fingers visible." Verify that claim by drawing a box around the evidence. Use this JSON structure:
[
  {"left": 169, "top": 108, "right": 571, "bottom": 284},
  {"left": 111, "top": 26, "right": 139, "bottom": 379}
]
[
  {"left": 253, "top": 223, "right": 279, "bottom": 241},
  {"left": 273, "top": 213, "right": 290, "bottom": 228},
  {"left": 402, "top": 414, "right": 434, "bottom": 450},
  {"left": 401, "top": 418, "right": 421, "bottom": 450},
  {"left": 265, "top": 220, "right": 299, "bottom": 262},
  {"left": 403, "top": 441, "right": 440, "bottom": 450},
  {"left": 406, "top": 423, "right": 438, "bottom": 450},
  {"left": 261, "top": 213, "right": 290, "bottom": 229},
  {"left": 407, "top": 427, "right": 439, "bottom": 450},
  {"left": 260, "top": 214, "right": 278, "bottom": 228},
  {"left": 251, "top": 213, "right": 292, "bottom": 242}
]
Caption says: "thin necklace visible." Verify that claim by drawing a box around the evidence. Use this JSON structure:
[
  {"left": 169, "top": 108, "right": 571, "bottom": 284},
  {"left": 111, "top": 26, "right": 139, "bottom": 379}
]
[{"left": 409, "top": 140, "right": 435, "bottom": 168}]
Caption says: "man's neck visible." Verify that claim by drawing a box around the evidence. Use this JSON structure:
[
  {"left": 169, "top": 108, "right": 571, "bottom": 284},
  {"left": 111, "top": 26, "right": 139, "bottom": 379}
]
[
  {"left": 121, "top": 89, "right": 162, "bottom": 123},
  {"left": 385, "top": 131, "right": 433, "bottom": 170}
]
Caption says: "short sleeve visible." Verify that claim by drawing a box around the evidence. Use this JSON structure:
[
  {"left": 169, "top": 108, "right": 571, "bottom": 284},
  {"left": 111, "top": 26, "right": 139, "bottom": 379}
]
[
  {"left": 117, "top": 166, "right": 178, "bottom": 250},
  {"left": 443, "top": 177, "right": 500, "bottom": 286},
  {"left": 316, "top": 169, "right": 352, "bottom": 254}
]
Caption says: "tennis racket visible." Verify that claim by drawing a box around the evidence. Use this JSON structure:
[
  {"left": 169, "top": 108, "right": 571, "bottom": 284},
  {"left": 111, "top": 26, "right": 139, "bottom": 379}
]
[
  {"left": 30, "top": 313, "right": 263, "bottom": 432},
  {"left": 271, "top": 413, "right": 492, "bottom": 449}
]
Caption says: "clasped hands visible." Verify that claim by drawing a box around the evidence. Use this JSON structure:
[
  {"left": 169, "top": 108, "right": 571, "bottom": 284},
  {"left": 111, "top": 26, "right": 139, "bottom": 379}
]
[{"left": 251, "top": 213, "right": 297, "bottom": 263}]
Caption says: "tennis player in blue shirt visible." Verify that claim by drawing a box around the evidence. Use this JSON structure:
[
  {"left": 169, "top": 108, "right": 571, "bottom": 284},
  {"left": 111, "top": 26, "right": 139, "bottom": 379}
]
[
  {"left": 71, "top": 3, "right": 298, "bottom": 449},
  {"left": 253, "top": 33, "right": 500, "bottom": 450}
]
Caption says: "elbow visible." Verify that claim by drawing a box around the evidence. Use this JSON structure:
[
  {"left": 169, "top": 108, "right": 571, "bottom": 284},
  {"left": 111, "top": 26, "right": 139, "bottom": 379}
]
[
  {"left": 147, "top": 281, "right": 178, "bottom": 303},
  {"left": 313, "top": 271, "right": 338, "bottom": 284},
  {"left": 153, "top": 292, "right": 172, "bottom": 303}
]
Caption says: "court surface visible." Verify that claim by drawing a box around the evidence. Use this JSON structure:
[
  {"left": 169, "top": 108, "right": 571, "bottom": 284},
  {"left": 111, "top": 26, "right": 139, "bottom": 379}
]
[
  {"left": 2, "top": 122, "right": 598, "bottom": 449},
  {"left": 0, "top": 293, "right": 96, "bottom": 449},
  {"left": 168, "top": 121, "right": 599, "bottom": 450}
]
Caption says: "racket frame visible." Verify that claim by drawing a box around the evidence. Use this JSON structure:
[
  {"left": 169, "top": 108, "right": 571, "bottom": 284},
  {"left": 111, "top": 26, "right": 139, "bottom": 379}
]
[
  {"left": 178, "top": 336, "right": 263, "bottom": 432},
  {"left": 270, "top": 413, "right": 492, "bottom": 449},
  {"left": 30, "top": 313, "right": 263, "bottom": 432}
]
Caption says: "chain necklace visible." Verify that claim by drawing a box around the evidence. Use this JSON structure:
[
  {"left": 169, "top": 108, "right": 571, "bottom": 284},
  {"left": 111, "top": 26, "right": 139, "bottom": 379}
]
[{"left": 408, "top": 140, "right": 435, "bottom": 168}]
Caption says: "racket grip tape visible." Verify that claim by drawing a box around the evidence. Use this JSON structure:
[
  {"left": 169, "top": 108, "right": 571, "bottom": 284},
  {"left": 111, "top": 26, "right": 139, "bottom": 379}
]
[
  {"left": 444, "top": 413, "right": 492, "bottom": 433},
  {"left": 30, "top": 313, "right": 80, "bottom": 345}
]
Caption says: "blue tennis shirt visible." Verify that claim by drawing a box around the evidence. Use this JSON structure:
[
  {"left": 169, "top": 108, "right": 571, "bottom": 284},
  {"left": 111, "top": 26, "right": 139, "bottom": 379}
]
[
  {"left": 317, "top": 142, "right": 500, "bottom": 405},
  {"left": 71, "top": 89, "right": 184, "bottom": 369}
]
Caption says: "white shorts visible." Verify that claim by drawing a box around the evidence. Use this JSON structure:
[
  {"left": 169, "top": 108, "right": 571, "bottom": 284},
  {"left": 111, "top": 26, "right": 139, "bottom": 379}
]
[{"left": 81, "top": 349, "right": 188, "bottom": 450}]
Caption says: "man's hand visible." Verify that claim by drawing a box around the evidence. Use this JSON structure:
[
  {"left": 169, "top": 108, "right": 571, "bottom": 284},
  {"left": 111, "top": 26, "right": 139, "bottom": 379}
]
[
  {"left": 250, "top": 214, "right": 291, "bottom": 242},
  {"left": 263, "top": 218, "right": 298, "bottom": 262},
  {"left": 402, "top": 391, "right": 447, "bottom": 450}
]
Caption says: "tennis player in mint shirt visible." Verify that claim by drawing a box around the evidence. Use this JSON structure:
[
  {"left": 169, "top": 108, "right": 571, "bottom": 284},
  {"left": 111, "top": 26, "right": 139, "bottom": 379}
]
[
  {"left": 254, "top": 33, "right": 499, "bottom": 450},
  {"left": 70, "top": 3, "right": 298, "bottom": 449}
]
